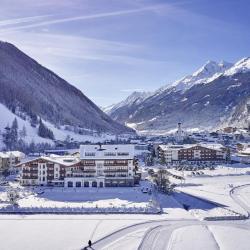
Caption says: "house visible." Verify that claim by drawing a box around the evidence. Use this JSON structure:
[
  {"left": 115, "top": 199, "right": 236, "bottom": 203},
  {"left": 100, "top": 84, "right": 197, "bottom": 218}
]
[
  {"left": 158, "top": 143, "right": 229, "bottom": 165},
  {"left": 0, "top": 153, "right": 9, "bottom": 174},
  {"left": 18, "top": 144, "right": 136, "bottom": 188},
  {"left": 17, "top": 155, "right": 80, "bottom": 186},
  {"left": 232, "top": 145, "right": 250, "bottom": 164},
  {"left": 0, "top": 151, "right": 25, "bottom": 174}
]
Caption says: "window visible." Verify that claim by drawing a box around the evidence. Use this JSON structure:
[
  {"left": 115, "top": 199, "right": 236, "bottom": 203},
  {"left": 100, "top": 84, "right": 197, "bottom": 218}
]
[
  {"left": 67, "top": 181, "right": 73, "bottom": 187},
  {"left": 117, "top": 152, "right": 129, "bottom": 156},
  {"left": 85, "top": 152, "right": 95, "bottom": 156},
  {"left": 76, "top": 182, "right": 81, "bottom": 188},
  {"left": 104, "top": 152, "right": 116, "bottom": 156},
  {"left": 104, "top": 160, "right": 114, "bottom": 165}
]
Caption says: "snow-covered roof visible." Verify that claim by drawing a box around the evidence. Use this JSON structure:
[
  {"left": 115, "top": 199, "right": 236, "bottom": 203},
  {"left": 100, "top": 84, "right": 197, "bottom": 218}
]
[
  {"left": 17, "top": 155, "right": 80, "bottom": 167},
  {"left": 0, "top": 152, "right": 9, "bottom": 158},
  {"left": 240, "top": 147, "right": 250, "bottom": 155},
  {"left": 0, "top": 151, "right": 25, "bottom": 159},
  {"left": 80, "top": 144, "right": 135, "bottom": 159},
  {"left": 159, "top": 143, "right": 226, "bottom": 151}
]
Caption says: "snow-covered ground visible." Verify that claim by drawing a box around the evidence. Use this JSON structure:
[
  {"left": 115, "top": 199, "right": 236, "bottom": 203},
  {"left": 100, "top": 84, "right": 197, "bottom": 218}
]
[
  {"left": 0, "top": 164, "right": 250, "bottom": 249},
  {"left": 167, "top": 225, "right": 219, "bottom": 250},
  {"left": 166, "top": 224, "right": 250, "bottom": 250},
  {"left": 0, "top": 103, "right": 117, "bottom": 149},
  {"left": 168, "top": 165, "right": 250, "bottom": 217},
  {"left": 0, "top": 181, "right": 192, "bottom": 217},
  {"left": 0, "top": 181, "right": 161, "bottom": 214}
]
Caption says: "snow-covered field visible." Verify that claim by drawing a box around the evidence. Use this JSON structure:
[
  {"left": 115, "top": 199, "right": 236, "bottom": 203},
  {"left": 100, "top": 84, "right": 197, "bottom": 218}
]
[
  {"left": 168, "top": 165, "right": 250, "bottom": 217},
  {"left": 0, "top": 181, "right": 161, "bottom": 214},
  {"left": 0, "top": 214, "right": 154, "bottom": 250},
  {"left": 167, "top": 224, "right": 250, "bottom": 250},
  {"left": 0, "top": 164, "right": 250, "bottom": 249}
]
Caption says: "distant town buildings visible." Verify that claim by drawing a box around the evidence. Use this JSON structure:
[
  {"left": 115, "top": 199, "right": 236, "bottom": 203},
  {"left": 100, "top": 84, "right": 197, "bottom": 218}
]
[
  {"left": 0, "top": 151, "right": 25, "bottom": 174},
  {"left": 158, "top": 143, "right": 229, "bottom": 165},
  {"left": 175, "top": 123, "right": 187, "bottom": 143},
  {"left": 232, "top": 143, "right": 250, "bottom": 164}
]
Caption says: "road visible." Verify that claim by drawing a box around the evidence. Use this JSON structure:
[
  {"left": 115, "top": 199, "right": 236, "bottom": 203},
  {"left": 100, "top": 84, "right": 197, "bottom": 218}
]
[{"left": 230, "top": 184, "right": 250, "bottom": 216}]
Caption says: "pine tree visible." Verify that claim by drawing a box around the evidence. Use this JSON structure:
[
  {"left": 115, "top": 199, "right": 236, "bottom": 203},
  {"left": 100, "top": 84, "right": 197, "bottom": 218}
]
[
  {"left": 3, "top": 124, "right": 11, "bottom": 150},
  {"left": 30, "top": 113, "right": 38, "bottom": 127},
  {"left": 19, "top": 125, "right": 27, "bottom": 139},
  {"left": 10, "top": 118, "right": 18, "bottom": 147},
  {"left": 38, "top": 118, "right": 54, "bottom": 140}
]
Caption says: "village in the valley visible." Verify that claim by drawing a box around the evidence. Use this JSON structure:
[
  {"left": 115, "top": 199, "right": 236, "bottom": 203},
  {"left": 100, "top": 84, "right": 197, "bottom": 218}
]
[{"left": 0, "top": 121, "right": 250, "bottom": 249}]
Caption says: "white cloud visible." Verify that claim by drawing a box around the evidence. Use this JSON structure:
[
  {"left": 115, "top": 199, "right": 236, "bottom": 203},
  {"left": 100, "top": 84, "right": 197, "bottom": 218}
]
[
  {"left": 0, "top": 15, "right": 52, "bottom": 27},
  {"left": 2, "top": 31, "right": 167, "bottom": 66},
  {"left": 0, "top": 4, "right": 166, "bottom": 34}
]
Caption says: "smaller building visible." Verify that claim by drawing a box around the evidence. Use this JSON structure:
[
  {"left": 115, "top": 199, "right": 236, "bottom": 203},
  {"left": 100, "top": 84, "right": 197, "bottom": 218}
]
[
  {"left": 158, "top": 143, "right": 229, "bottom": 165},
  {"left": 0, "top": 151, "right": 25, "bottom": 174},
  {"left": 232, "top": 146, "right": 250, "bottom": 164},
  {"left": 17, "top": 155, "right": 80, "bottom": 186}
]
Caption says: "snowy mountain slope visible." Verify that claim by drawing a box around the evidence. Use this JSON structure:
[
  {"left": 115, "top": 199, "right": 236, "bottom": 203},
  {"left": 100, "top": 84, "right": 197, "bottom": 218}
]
[
  {"left": 103, "top": 91, "right": 151, "bottom": 115},
  {"left": 0, "top": 103, "right": 117, "bottom": 150},
  {"left": 0, "top": 41, "right": 134, "bottom": 140},
  {"left": 158, "top": 60, "right": 233, "bottom": 94},
  {"left": 224, "top": 57, "right": 250, "bottom": 76},
  {"left": 107, "top": 58, "right": 250, "bottom": 133},
  {"left": 0, "top": 42, "right": 134, "bottom": 145},
  {"left": 102, "top": 91, "right": 152, "bottom": 123}
]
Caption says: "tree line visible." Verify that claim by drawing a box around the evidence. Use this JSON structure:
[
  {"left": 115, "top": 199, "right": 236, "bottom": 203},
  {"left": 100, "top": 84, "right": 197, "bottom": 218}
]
[{"left": 1, "top": 117, "right": 54, "bottom": 153}]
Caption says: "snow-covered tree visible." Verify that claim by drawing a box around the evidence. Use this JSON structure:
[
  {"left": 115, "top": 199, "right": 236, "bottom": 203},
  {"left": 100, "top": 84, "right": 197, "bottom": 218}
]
[
  {"left": 19, "top": 125, "right": 27, "bottom": 139},
  {"left": 38, "top": 118, "right": 54, "bottom": 140}
]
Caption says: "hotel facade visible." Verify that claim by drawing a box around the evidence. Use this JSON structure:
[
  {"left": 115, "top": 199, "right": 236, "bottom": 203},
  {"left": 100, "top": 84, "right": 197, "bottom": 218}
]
[
  {"left": 18, "top": 144, "right": 136, "bottom": 188},
  {"left": 158, "top": 143, "right": 229, "bottom": 165}
]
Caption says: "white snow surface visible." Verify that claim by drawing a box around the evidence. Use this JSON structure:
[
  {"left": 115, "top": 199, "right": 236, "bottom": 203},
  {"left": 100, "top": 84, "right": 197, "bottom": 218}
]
[
  {"left": 103, "top": 91, "right": 151, "bottom": 115},
  {"left": 0, "top": 103, "right": 116, "bottom": 149},
  {"left": 224, "top": 57, "right": 250, "bottom": 76},
  {"left": 208, "top": 225, "right": 250, "bottom": 250},
  {"left": 172, "top": 165, "right": 250, "bottom": 216},
  {"left": 159, "top": 60, "right": 233, "bottom": 93},
  {"left": 167, "top": 225, "right": 219, "bottom": 250}
]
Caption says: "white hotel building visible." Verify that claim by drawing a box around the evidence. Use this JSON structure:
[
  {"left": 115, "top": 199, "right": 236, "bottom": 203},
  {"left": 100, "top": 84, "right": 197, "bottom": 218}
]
[
  {"left": 64, "top": 144, "right": 135, "bottom": 188},
  {"left": 18, "top": 144, "right": 136, "bottom": 188}
]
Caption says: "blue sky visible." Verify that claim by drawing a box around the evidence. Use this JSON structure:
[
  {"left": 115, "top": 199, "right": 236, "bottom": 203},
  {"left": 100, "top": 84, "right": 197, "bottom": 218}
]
[{"left": 0, "top": 0, "right": 249, "bottom": 106}]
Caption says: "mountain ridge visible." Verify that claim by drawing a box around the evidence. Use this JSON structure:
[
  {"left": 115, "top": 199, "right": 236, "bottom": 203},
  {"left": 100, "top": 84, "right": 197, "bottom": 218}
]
[
  {"left": 0, "top": 41, "right": 134, "bottom": 140},
  {"left": 106, "top": 58, "right": 250, "bottom": 133}
]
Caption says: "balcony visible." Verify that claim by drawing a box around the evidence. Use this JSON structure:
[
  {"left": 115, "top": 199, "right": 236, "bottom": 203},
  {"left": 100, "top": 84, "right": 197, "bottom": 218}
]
[
  {"left": 22, "top": 170, "right": 38, "bottom": 174},
  {"left": 104, "top": 169, "right": 128, "bottom": 173}
]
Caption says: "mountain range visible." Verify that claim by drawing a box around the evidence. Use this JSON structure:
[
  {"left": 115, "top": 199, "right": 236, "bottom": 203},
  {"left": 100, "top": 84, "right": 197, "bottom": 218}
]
[
  {"left": 105, "top": 58, "right": 250, "bottom": 134},
  {"left": 0, "top": 41, "right": 134, "bottom": 146}
]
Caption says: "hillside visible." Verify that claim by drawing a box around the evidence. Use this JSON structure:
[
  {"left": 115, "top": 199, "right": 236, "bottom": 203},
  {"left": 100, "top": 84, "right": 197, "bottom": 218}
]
[
  {"left": 0, "top": 41, "right": 134, "bottom": 143},
  {"left": 106, "top": 58, "right": 250, "bottom": 133}
]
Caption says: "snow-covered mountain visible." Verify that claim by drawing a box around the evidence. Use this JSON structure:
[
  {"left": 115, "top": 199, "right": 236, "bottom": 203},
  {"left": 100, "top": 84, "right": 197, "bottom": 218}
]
[
  {"left": 0, "top": 41, "right": 134, "bottom": 148},
  {"left": 107, "top": 58, "right": 250, "bottom": 133},
  {"left": 158, "top": 60, "right": 233, "bottom": 94},
  {"left": 103, "top": 91, "right": 151, "bottom": 116},
  {"left": 224, "top": 57, "right": 250, "bottom": 76}
]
